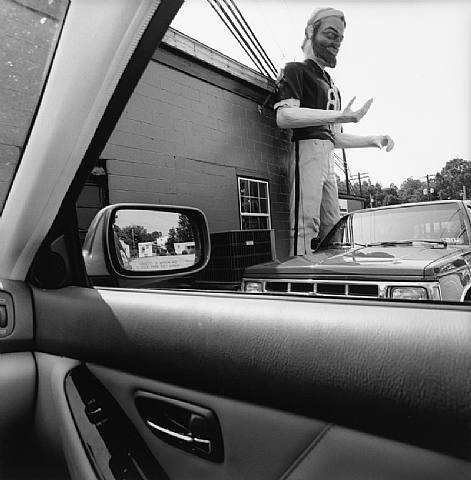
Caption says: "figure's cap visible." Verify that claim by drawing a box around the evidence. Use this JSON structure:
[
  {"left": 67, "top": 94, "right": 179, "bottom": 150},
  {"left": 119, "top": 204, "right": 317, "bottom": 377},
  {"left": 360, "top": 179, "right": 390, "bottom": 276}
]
[
  {"left": 306, "top": 7, "right": 346, "bottom": 28},
  {"left": 302, "top": 7, "right": 346, "bottom": 52}
]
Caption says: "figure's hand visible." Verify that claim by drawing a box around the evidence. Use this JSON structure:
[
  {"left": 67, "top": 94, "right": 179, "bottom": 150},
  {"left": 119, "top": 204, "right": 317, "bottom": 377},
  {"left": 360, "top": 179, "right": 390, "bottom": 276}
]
[
  {"left": 341, "top": 97, "right": 373, "bottom": 123},
  {"left": 373, "top": 134, "right": 394, "bottom": 152}
]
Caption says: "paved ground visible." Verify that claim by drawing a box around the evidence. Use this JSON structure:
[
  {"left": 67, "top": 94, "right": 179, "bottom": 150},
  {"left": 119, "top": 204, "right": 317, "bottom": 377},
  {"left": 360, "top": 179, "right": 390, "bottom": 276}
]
[{"left": 129, "top": 254, "right": 196, "bottom": 271}]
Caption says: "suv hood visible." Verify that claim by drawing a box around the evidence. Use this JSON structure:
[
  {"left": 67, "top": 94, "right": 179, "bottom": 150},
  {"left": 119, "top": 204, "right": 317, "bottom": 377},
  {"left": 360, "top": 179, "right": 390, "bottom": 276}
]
[{"left": 245, "top": 245, "right": 462, "bottom": 278}]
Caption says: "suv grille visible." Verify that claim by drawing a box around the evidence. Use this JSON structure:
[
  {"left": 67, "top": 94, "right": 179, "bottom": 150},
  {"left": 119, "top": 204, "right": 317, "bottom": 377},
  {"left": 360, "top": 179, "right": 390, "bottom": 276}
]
[{"left": 264, "top": 281, "right": 379, "bottom": 298}]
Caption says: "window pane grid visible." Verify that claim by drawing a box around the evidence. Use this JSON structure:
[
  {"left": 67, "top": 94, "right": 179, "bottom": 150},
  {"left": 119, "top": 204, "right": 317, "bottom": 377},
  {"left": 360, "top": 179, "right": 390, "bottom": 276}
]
[{"left": 238, "top": 177, "right": 271, "bottom": 230}]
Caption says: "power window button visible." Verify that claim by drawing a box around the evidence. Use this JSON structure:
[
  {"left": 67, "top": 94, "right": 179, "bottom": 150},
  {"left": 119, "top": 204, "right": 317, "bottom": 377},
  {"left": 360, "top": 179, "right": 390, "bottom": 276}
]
[{"left": 0, "top": 305, "right": 7, "bottom": 328}]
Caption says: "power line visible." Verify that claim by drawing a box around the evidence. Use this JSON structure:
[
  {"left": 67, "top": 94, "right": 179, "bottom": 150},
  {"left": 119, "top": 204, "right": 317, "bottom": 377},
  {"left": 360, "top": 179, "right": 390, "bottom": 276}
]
[
  {"left": 281, "top": 0, "right": 298, "bottom": 43},
  {"left": 206, "top": 0, "right": 277, "bottom": 79},
  {"left": 349, "top": 172, "right": 369, "bottom": 197},
  {"left": 252, "top": 0, "right": 287, "bottom": 65},
  {"left": 333, "top": 151, "right": 354, "bottom": 194},
  {"left": 208, "top": 0, "right": 271, "bottom": 77},
  {"left": 207, "top": 0, "right": 271, "bottom": 77},
  {"left": 223, "top": 0, "right": 278, "bottom": 77},
  {"left": 334, "top": 159, "right": 344, "bottom": 170}
]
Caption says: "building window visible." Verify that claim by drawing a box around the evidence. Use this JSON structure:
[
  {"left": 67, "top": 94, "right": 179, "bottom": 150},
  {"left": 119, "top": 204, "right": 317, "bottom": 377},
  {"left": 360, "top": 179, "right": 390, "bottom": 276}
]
[{"left": 238, "top": 177, "right": 271, "bottom": 230}]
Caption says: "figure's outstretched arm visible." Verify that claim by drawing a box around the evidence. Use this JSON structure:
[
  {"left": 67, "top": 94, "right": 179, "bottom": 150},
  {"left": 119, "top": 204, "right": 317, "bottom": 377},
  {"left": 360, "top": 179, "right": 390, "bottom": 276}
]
[
  {"left": 334, "top": 132, "right": 394, "bottom": 151},
  {"left": 276, "top": 97, "right": 372, "bottom": 129}
]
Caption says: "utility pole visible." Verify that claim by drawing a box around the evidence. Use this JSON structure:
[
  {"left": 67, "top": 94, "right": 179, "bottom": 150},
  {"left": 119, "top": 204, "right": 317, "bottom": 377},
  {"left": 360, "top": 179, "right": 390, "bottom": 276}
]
[
  {"left": 342, "top": 149, "right": 350, "bottom": 195},
  {"left": 421, "top": 174, "right": 435, "bottom": 201},
  {"left": 463, "top": 185, "right": 467, "bottom": 200},
  {"left": 349, "top": 172, "right": 369, "bottom": 197}
]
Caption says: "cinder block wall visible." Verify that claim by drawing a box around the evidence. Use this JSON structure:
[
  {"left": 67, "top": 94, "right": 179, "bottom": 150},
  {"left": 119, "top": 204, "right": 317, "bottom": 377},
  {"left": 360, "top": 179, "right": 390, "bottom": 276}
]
[{"left": 102, "top": 33, "right": 291, "bottom": 258}]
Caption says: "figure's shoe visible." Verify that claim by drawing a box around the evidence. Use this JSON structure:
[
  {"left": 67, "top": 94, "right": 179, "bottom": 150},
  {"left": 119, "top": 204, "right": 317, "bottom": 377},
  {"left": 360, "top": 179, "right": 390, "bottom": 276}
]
[{"left": 311, "top": 236, "right": 321, "bottom": 252}]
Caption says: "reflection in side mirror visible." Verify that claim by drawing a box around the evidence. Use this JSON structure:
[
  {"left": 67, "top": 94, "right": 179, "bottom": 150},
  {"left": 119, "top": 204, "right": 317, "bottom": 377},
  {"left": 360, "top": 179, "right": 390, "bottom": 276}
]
[
  {"left": 83, "top": 203, "right": 210, "bottom": 286},
  {"left": 111, "top": 210, "right": 198, "bottom": 273}
]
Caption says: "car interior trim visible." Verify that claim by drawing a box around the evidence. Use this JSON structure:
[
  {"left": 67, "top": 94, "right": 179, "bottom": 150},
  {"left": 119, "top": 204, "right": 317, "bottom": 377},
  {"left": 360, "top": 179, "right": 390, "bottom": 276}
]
[
  {"left": 33, "top": 285, "right": 471, "bottom": 459},
  {"left": 89, "top": 362, "right": 471, "bottom": 480},
  {"left": 88, "top": 362, "right": 331, "bottom": 480}
]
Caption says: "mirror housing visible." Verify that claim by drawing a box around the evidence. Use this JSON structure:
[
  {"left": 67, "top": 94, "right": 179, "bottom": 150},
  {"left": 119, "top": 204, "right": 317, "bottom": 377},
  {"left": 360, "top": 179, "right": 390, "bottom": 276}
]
[{"left": 83, "top": 204, "right": 210, "bottom": 287}]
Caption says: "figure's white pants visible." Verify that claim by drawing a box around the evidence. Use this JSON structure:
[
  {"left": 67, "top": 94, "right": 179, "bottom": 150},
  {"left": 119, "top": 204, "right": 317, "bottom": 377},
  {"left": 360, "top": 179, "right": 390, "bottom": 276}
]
[{"left": 289, "top": 139, "right": 340, "bottom": 256}]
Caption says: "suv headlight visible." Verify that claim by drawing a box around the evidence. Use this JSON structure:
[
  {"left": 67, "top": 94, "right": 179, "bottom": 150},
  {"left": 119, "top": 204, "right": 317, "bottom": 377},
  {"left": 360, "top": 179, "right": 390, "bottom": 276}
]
[
  {"left": 389, "top": 286, "right": 428, "bottom": 300},
  {"left": 244, "top": 281, "right": 263, "bottom": 293}
]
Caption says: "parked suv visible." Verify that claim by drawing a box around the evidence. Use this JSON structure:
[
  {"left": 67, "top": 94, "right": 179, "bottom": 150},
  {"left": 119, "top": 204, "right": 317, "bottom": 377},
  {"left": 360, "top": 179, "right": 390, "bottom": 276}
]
[{"left": 242, "top": 200, "right": 471, "bottom": 302}]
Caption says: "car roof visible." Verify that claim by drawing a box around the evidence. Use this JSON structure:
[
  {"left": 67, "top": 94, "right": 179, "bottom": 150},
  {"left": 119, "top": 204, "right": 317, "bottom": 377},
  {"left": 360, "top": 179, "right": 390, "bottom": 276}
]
[{"left": 352, "top": 199, "right": 465, "bottom": 215}]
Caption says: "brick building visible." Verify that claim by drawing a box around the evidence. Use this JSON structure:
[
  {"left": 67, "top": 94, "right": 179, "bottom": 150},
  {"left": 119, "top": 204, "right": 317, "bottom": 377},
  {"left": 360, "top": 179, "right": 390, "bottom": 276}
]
[{"left": 76, "top": 28, "right": 364, "bottom": 270}]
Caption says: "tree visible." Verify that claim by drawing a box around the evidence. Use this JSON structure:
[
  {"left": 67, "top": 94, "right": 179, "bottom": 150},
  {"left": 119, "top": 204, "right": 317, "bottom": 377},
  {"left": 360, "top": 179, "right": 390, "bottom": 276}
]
[
  {"left": 339, "top": 158, "right": 470, "bottom": 206},
  {"left": 434, "top": 158, "right": 471, "bottom": 200},
  {"left": 336, "top": 174, "right": 349, "bottom": 195},
  {"left": 336, "top": 175, "right": 399, "bottom": 207},
  {"left": 175, "top": 214, "right": 194, "bottom": 243},
  {"left": 382, "top": 184, "right": 401, "bottom": 206},
  {"left": 363, "top": 181, "right": 385, "bottom": 207},
  {"left": 166, "top": 227, "right": 177, "bottom": 254},
  {"left": 398, "top": 177, "right": 427, "bottom": 203},
  {"left": 150, "top": 230, "right": 162, "bottom": 241},
  {"left": 165, "top": 215, "right": 194, "bottom": 253}
]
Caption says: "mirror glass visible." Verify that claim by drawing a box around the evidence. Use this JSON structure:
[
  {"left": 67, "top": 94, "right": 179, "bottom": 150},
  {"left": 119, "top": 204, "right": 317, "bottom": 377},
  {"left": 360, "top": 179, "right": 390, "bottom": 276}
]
[{"left": 111, "top": 209, "right": 197, "bottom": 272}]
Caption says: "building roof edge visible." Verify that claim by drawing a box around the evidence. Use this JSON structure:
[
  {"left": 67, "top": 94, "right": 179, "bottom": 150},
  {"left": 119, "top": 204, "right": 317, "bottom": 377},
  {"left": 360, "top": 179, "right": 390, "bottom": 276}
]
[{"left": 161, "top": 28, "right": 275, "bottom": 91}]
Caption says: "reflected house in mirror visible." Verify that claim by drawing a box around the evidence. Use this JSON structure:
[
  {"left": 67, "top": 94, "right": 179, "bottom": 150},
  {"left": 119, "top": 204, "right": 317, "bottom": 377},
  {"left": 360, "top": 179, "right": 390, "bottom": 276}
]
[
  {"left": 138, "top": 242, "right": 154, "bottom": 258},
  {"left": 174, "top": 242, "right": 195, "bottom": 255}
]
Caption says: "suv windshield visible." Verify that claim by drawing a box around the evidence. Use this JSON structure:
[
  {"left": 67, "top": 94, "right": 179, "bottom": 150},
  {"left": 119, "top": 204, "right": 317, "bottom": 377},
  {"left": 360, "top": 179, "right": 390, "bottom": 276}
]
[
  {"left": 0, "top": 0, "right": 69, "bottom": 211},
  {"left": 321, "top": 203, "right": 469, "bottom": 249}
]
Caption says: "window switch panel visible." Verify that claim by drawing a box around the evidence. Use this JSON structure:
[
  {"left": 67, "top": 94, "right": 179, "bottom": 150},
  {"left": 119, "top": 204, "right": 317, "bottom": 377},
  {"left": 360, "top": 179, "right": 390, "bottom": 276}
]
[{"left": 0, "top": 305, "right": 7, "bottom": 329}]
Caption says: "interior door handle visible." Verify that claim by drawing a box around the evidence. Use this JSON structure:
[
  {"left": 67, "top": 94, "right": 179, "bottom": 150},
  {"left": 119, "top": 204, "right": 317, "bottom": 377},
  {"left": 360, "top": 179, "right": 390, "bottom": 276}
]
[
  {"left": 146, "top": 419, "right": 212, "bottom": 453},
  {"left": 135, "top": 391, "right": 224, "bottom": 462}
]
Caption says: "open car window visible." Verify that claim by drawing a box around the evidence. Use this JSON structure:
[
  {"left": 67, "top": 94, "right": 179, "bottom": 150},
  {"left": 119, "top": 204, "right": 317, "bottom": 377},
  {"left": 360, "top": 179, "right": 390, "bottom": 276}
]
[
  {"left": 73, "top": 1, "right": 471, "bottom": 305},
  {"left": 0, "top": 0, "right": 470, "bottom": 306}
]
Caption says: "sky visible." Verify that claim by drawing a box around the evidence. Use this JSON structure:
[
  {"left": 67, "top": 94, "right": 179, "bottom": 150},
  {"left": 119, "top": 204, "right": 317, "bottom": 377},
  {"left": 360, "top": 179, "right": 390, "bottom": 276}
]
[
  {"left": 114, "top": 209, "right": 180, "bottom": 237},
  {"left": 171, "top": 0, "right": 471, "bottom": 188}
]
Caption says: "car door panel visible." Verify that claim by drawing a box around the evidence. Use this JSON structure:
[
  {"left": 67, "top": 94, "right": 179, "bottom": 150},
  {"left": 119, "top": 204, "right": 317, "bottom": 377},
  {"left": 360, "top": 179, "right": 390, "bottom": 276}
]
[
  {"left": 0, "top": 280, "right": 35, "bottom": 478},
  {"left": 0, "top": 280, "right": 82, "bottom": 480},
  {"left": 31, "top": 285, "right": 471, "bottom": 479},
  {"left": 0, "top": 353, "right": 35, "bottom": 430},
  {"left": 34, "top": 353, "right": 325, "bottom": 480},
  {"left": 0, "top": 352, "right": 36, "bottom": 476},
  {"left": 86, "top": 363, "right": 471, "bottom": 480},
  {"left": 280, "top": 425, "right": 471, "bottom": 480},
  {"left": 34, "top": 353, "right": 87, "bottom": 480},
  {"left": 34, "top": 352, "right": 471, "bottom": 480},
  {"left": 0, "top": 280, "right": 34, "bottom": 352},
  {"left": 86, "top": 363, "right": 328, "bottom": 480}
]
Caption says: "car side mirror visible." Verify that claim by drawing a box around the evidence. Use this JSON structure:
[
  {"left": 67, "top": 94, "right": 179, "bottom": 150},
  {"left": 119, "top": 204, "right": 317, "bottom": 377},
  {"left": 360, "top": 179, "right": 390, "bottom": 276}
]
[{"left": 83, "top": 204, "right": 210, "bottom": 287}]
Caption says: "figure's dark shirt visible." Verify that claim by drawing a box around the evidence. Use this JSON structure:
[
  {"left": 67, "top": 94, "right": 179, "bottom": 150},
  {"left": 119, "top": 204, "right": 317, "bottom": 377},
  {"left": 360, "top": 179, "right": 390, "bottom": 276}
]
[{"left": 276, "top": 59, "right": 340, "bottom": 143}]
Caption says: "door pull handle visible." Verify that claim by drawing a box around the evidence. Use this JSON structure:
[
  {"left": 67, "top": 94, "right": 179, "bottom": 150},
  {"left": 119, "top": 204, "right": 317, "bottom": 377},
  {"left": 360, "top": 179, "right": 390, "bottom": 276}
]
[
  {"left": 135, "top": 391, "right": 224, "bottom": 462},
  {"left": 146, "top": 420, "right": 212, "bottom": 453}
]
